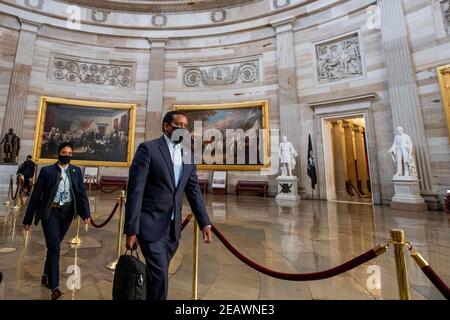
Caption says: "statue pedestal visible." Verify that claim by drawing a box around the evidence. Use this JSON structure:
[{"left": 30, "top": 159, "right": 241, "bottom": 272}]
[
  {"left": 276, "top": 176, "right": 301, "bottom": 201},
  {"left": 0, "top": 164, "right": 18, "bottom": 191},
  {"left": 391, "top": 176, "right": 428, "bottom": 211}
]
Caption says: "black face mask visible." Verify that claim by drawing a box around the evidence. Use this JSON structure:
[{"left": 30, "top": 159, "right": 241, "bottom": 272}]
[
  {"left": 168, "top": 125, "right": 189, "bottom": 145},
  {"left": 58, "top": 155, "right": 72, "bottom": 165}
]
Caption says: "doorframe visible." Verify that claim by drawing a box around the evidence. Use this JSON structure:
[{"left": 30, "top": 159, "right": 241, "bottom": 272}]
[{"left": 310, "top": 95, "right": 381, "bottom": 205}]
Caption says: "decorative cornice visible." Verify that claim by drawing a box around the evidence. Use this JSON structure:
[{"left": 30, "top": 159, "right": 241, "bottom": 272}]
[
  {"left": 270, "top": 17, "right": 296, "bottom": 33},
  {"left": 147, "top": 38, "right": 168, "bottom": 49},
  {"left": 18, "top": 18, "right": 41, "bottom": 33},
  {"left": 309, "top": 93, "right": 377, "bottom": 109}
]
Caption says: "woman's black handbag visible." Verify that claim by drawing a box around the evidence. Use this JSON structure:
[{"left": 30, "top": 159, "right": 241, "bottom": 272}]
[{"left": 112, "top": 250, "right": 148, "bottom": 300}]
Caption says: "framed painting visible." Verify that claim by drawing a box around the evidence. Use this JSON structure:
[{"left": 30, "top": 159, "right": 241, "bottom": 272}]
[
  {"left": 33, "top": 96, "right": 136, "bottom": 167},
  {"left": 174, "top": 100, "right": 270, "bottom": 170},
  {"left": 437, "top": 65, "right": 450, "bottom": 141}
]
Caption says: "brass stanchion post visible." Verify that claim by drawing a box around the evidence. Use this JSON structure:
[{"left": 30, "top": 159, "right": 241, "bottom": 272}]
[
  {"left": 68, "top": 216, "right": 82, "bottom": 245},
  {"left": 85, "top": 177, "right": 94, "bottom": 232},
  {"left": 12, "top": 175, "right": 24, "bottom": 211},
  {"left": 391, "top": 229, "right": 411, "bottom": 300},
  {"left": 3, "top": 175, "right": 13, "bottom": 207},
  {"left": 106, "top": 190, "right": 125, "bottom": 270},
  {"left": 192, "top": 218, "right": 199, "bottom": 300}
]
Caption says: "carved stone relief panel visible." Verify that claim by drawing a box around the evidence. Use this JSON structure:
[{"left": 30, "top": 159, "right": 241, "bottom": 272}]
[
  {"left": 151, "top": 15, "right": 168, "bottom": 26},
  {"left": 49, "top": 54, "right": 136, "bottom": 88},
  {"left": 442, "top": 0, "right": 450, "bottom": 28},
  {"left": 24, "top": 0, "right": 44, "bottom": 10},
  {"left": 272, "top": 0, "right": 291, "bottom": 10},
  {"left": 181, "top": 58, "right": 260, "bottom": 87},
  {"left": 211, "top": 9, "right": 227, "bottom": 23},
  {"left": 91, "top": 10, "right": 110, "bottom": 23},
  {"left": 315, "top": 32, "right": 364, "bottom": 84}
]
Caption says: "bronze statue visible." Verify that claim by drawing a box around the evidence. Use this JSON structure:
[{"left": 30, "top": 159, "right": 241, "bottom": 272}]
[{"left": 1, "top": 128, "right": 21, "bottom": 163}]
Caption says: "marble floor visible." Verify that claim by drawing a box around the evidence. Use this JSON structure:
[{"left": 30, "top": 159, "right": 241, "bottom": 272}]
[{"left": 0, "top": 190, "right": 449, "bottom": 300}]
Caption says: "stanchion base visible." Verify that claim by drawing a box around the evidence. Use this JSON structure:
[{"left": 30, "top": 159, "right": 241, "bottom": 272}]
[
  {"left": 68, "top": 237, "right": 82, "bottom": 245},
  {"left": 106, "top": 260, "right": 118, "bottom": 270}
]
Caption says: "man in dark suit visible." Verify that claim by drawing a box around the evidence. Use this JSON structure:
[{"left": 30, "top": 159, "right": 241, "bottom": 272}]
[
  {"left": 23, "top": 142, "right": 91, "bottom": 300},
  {"left": 125, "top": 111, "right": 213, "bottom": 300},
  {"left": 17, "top": 155, "right": 36, "bottom": 195}
]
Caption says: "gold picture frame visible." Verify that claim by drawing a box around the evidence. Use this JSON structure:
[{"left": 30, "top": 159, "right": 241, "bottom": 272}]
[
  {"left": 33, "top": 96, "right": 136, "bottom": 167},
  {"left": 174, "top": 100, "right": 270, "bottom": 171},
  {"left": 437, "top": 65, "right": 450, "bottom": 141}
]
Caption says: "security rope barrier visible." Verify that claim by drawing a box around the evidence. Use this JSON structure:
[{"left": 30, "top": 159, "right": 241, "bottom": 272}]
[
  {"left": 181, "top": 214, "right": 194, "bottom": 231},
  {"left": 90, "top": 201, "right": 120, "bottom": 228},
  {"left": 406, "top": 242, "right": 450, "bottom": 300},
  {"left": 210, "top": 225, "right": 389, "bottom": 281},
  {"left": 181, "top": 220, "right": 449, "bottom": 300},
  {"left": 9, "top": 176, "right": 21, "bottom": 201},
  {"left": 95, "top": 184, "right": 124, "bottom": 194},
  {"left": 3, "top": 176, "right": 13, "bottom": 207}
]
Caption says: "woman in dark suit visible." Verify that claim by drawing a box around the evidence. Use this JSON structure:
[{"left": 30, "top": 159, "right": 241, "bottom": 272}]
[{"left": 23, "top": 142, "right": 91, "bottom": 300}]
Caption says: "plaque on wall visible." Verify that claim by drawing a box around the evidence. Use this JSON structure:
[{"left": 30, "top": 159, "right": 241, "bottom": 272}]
[
  {"left": 83, "top": 166, "right": 99, "bottom": 184},
  {"left": 212, "top": 171, "right": 227, "bottom": 195},
  {"left": 212, "top": 171, "right": 227, "bottom": 189}
]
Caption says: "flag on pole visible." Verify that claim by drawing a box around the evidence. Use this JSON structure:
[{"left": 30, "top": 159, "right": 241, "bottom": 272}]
[{"left": 307, "top": 134, "right": 317, "bottom": 190}]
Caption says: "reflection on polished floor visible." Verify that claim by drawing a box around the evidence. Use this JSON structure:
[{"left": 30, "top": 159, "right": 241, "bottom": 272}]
[{"left": 0, "top": 191, "right": 449, "bottom": 300}]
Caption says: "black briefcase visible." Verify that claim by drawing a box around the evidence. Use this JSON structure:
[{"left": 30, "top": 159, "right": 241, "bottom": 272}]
[{"left": 112, "top": 250, "right": 148, "bottom": 300}]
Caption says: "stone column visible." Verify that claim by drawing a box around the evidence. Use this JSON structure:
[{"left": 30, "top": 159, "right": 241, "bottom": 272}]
[
  {"left": 145, "top": 39, "right": 167, "bottom": 141},
  {"left": 332, "top": 121, "right": 348, "bottom": 197},
  {"left": 378, "top": 0, "right": 434, "bottom": 194},
  {"left": 343, "top": 121, "right": 357, "bottom": 188},
  {"left": 271, "top": 17, "right": 303, "bottom": 190},
  {"left": 353, "top": 126, "right": 370, "bottom": 194},
  {"left": 2, "top": 19, "right": 40, "bottom": 138}
]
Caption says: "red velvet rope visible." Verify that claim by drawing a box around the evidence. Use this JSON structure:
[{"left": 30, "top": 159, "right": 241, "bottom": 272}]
[
  {"left": 181, "top": 214, "right": 193, "bottom": 231},
  {"left": 10, "top": 177, "right": 21, "bottom": 201},
  {"left": 8, "top": 178, "right": 14, "bottom": 199},
  {"left": 94, "top": 183, "right": 124, "bottom": 194},
  {"left": 419, "top": 266, "right": 450, "bottom": 300},
  {"left": 211, "top": 225, "right": 382, "bottom": 281},
  {"left": 90, "top": 202, "right": 120, "bottom": 228}
]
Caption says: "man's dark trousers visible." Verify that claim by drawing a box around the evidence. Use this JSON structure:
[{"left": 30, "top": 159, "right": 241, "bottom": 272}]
[
  {"left": 138, "top": 220, "right": 178, "bottom": 300},
  {"left": 41, "top": 205, "right": 73, "bottom": 290}
]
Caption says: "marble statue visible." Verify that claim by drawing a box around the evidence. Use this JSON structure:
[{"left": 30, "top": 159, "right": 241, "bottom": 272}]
[
  {"left": 388, "top": 126, "right": 417, "bottom": 177},
  {"left": 279, "top": 136, "right": 298, "bottom": 177},
  {"left": 1, "top": 128, "right": 21, "bottom": 164}
]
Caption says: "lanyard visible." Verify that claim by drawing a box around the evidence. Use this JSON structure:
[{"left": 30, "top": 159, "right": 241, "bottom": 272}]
[{"left": 59, "top": 171, "right": 69, "bottom": 205}]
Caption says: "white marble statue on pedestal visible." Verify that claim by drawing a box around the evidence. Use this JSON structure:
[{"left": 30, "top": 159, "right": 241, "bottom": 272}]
[
  {"left": 279, "top": 136, "right": 298, "bottom": 177},
  {"left": 276, "top": 136, "right": 300, "bottom": 201},
  {"left": 388, "top": 126, "right": 426, "bottom": 211},
  {"left": 388, "top": 126, "right": 417, "bottom": 177}
]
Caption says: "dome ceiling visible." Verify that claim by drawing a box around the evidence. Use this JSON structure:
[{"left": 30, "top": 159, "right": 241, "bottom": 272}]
[{"left": 60, "top": 0, "right": 259, "bottom": 12}]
